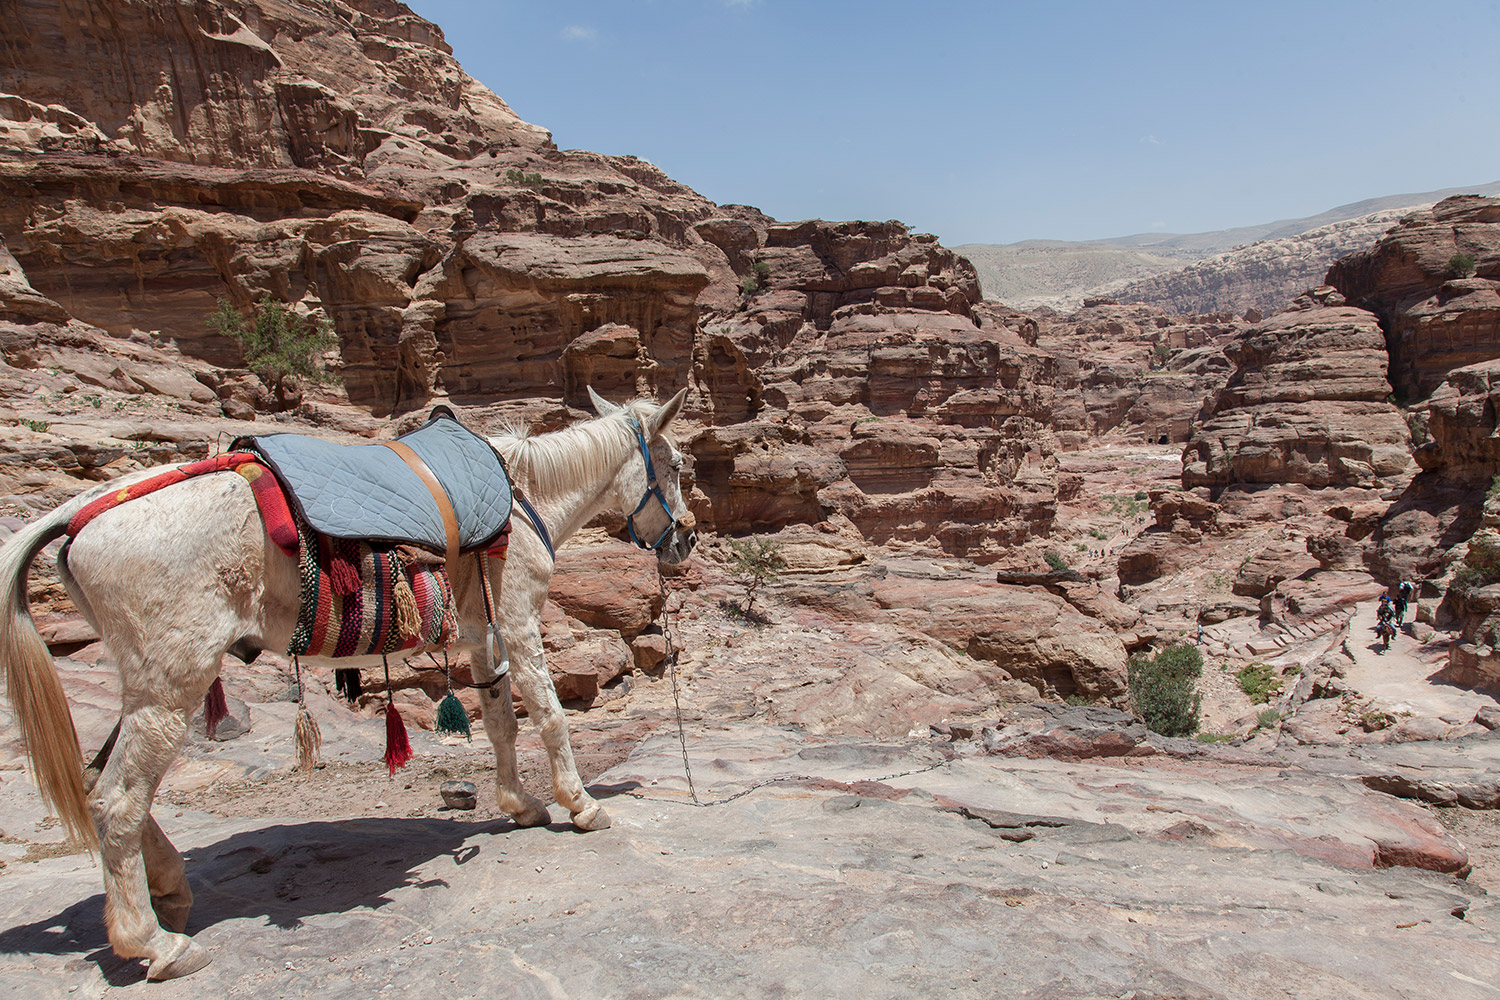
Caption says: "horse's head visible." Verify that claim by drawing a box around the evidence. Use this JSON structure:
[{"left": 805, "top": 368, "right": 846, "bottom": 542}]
[{"left": 589, "top": 387, "right": 697, "bottom": 565}]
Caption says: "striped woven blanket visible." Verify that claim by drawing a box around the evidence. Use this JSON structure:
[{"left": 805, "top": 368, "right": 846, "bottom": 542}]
[{"left": 288, "top": 534, "right": 458, "bottom": 659}]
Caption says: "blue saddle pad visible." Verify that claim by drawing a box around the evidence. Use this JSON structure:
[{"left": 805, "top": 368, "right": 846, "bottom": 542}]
[{"left": 237, "top": 407, "right": 512, "bottom": 555}]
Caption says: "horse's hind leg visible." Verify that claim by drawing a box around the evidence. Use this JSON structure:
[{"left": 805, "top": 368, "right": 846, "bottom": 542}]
[
  {"left": 89, "top": 701, "right": 210, "bottom": 980},
  {"left": 84, "top": 735, "right": 193, "bottom": 934}
]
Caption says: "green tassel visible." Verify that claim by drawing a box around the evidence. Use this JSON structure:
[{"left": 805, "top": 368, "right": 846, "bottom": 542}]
[{"left": 435, "top": 692, "right": 471, "bottom": 740}]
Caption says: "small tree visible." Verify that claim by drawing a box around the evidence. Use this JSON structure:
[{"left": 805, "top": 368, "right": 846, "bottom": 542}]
[
  {"left": 208, "top": 297, "right": 339, "bottom": 410},
  {"left": 740, "top": 259, "right": 772, "bottom": 297},
  {"left": 1447, "top": 252, "right": 1477, "bottom": 279},
  {"left": 728, "top": 536, "right": 786, "bottom": 615},
  {"left": 1128, "top": 641, "right": 1202, "bottom": 737},
  {"left": 1043, "top": 549, "right": 1069, "bottom": 572}
]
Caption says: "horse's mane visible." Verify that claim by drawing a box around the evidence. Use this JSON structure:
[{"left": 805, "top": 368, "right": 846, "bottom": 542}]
[{"left": 492, "top": 399, "right": 658, "bottom": 497}]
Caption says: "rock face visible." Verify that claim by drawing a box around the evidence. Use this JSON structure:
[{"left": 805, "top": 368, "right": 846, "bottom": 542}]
[
  {"left": 0, "top": 0, "right": 719, "bottom": 414},
  {"left": 1183, "top": 292, "right": 1412, "bottom": 489},
  {"left": 1027, "top": 302, "right": 1240, "bottom": 447},
  {"left": 1328, "top": 195, "right": 1500, "bottom": 399}
]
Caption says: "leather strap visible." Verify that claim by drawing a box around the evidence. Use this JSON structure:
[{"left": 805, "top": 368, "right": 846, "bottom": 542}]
[{"left": 382, "top": 441, "right": 460, "bottom": 569}]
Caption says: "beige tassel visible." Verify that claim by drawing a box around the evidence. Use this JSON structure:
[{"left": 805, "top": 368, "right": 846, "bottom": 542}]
[
  {"left": 295, "top": 704, "right": 322, "bottom": 775},
  {"left": 393, "top": 572, "right": 421, "bottom": 640}
]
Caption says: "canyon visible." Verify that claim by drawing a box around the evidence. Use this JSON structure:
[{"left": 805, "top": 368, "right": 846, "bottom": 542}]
[{"left": 1, "top": 1, "right": 1499, "bottom": 996}]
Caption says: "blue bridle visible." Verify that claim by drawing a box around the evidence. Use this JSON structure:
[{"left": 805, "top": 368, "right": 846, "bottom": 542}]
[{"left": 626, "top": 416, "right": 677, "bottom": 551}]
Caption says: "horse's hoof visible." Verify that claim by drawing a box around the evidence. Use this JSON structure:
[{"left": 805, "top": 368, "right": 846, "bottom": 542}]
[
  {"left": 147, "top": 937, "right": 211, "bottom": 981},
  {"left": 572, "top": 803, "right": 612, "bottom": 831},
  {"left": 512, "top": 802, "right": 550, "bottom": 828}
]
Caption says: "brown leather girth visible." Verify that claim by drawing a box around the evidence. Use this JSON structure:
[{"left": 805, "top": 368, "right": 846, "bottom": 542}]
[{"left": 381, "top": 441, "right": 460, "bottom": 570}]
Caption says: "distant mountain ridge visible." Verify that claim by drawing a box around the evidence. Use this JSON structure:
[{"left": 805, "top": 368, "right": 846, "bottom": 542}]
[{"left": 958, "top": 181, "right": 1500, "bottom": 312}]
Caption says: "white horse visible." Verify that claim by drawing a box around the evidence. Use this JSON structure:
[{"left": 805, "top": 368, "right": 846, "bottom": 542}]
[{"left": 0, "top": 388, "right": 695, "bottom": 980}]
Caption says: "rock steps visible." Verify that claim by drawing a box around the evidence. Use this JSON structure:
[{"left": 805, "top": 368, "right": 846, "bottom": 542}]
[{"left": 1199, "top": 611, "right": 1352, "bottom": 662}]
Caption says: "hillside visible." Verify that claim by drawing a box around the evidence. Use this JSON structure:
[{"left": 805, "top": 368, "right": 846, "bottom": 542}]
[{"left": 959, "top": 180, "right": 1500, "bottom": 311}]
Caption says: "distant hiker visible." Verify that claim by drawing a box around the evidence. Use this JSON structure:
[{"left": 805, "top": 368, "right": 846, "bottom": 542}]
[
  {"left": 1398, "top": 579, "right": 1415, "bottom": 603},
  {"left": 1377, "top": 595, "right": 1393, "bottom": 625},
  {"left": 1393, "top": 595, "right": 1408, "bottom": 624}
]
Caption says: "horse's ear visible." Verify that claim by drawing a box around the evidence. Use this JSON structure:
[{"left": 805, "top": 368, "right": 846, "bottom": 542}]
[
  {"left": 647, "top": 387, "right": 688, "bottom": 436},
  {"left": 587, "top": 387, "right": 622, "bottom": 416}
]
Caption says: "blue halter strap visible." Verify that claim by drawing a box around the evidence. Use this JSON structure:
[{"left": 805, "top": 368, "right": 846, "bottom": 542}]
[{"left": 626, "top": 416, "right": 676, "bottom": 552}]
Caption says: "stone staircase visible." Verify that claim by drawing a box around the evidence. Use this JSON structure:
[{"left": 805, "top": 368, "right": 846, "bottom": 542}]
[{"left": 1199, "top": 611, "right": 1352, "bottom": 661}]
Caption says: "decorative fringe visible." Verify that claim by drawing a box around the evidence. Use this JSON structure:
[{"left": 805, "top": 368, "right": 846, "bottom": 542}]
[
  {"left": 435, "top": 692, "right": 471, "bottom": 739},
  {"left": 334, "top": 667, "right": 362, "bottom": 703},
  {"left": 328, "top": 541, "right": 361, "bottom": 596},
  {"left": 383, "top": 703, "right": 413, "bottom": 774},
  {"left": 393, "top": 573, "right": 420, "bottom": 640},
  {"left": 204, "top": 677, "right": 229, "bottom": 739},
  {"left": 295, "top": 703, "right": 322, "bottom": 774}
]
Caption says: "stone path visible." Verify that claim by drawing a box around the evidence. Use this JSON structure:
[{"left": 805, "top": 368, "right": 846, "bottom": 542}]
[{"left": 1343, "top": 599, "right": 1500, "bottom": 723}]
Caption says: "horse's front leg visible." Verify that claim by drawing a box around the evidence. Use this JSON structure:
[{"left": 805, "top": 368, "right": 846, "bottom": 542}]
[
  {"left": 503, "top": 619, "right": 610, "bottom": 831},
  {"left": 470, "top": 642, "right": 550, "bottom": 828},
  {"left": 88, "top": 701, "right": 210, "bottom": 980}
]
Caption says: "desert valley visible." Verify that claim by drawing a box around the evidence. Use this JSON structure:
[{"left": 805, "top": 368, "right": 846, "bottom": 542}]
[{"left": 0, "top": 1, "right": 1498, "bottom": 996}]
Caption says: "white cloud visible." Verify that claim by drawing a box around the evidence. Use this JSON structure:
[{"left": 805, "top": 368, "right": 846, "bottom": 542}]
[
  {"left": 561, "top": 24, "right": 598, "bottom": 41},
  {"left": 1139, "top": 135, "right": 1162, "bottom": 145}
]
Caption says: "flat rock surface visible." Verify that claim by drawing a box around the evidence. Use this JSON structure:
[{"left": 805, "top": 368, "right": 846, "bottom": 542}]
[{"left": 1, "top": 726, "right": 1497, "bottom": 998}]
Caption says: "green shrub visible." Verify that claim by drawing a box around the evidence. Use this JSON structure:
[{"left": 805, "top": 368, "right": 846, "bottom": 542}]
[
  {"left": 1236, "top": 662, "right": 1282, "bottom": 704},
  {"left": 504, "top": 167, "right": 545, "bottom": 190},
  {"left": 1194, "top": 731, "right": 1234, "bottom": 743},
  {"left": 208, "top": 297, "right": 339, "bottom": 410},
  {"left": 1088, "top": 527, "right": 1109, "bottom": 540},
  {"left": 1451, "top": 532, "right": 1500, "bottom": 596},
  {"left": 19, "top": 418, "right": 49, "bottom": 433},
  {"left": 1128, "top": 641, "right": 1202, "bottom": 737},
  {"left": 1256, "top": 707, "right": 1281, "bottom": 729},
  {"left": 728, "top": 536, "right": 786, "bottom": 615},
  {"left": 1043, "top": 549, "right": 1069, "bottom": 572},
  {"left": 740, "top": 259, "right": 772, "bottom": 297},
  {"left": 1446, "top": 252, "right": 1477, "bottom": 279}
]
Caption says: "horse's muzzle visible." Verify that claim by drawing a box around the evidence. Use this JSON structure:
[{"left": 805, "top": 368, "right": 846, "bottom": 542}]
[{"left": 659, "top": 520, "right": 697, "bottom": 565}]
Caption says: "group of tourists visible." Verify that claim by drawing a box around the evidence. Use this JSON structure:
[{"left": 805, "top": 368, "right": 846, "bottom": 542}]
[{"left": 1374, "top": 579, "right": 1417, "bottom": 652}]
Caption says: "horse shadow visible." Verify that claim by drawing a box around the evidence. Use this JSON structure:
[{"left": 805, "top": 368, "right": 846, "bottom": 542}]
[{"left": 0, "top": 812, "right": 575, "bottom": 985}]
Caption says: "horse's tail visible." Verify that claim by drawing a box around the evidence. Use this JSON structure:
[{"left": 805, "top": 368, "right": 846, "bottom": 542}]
[{"left": 0, "top": 499, "right": 97, "bottom": 849}]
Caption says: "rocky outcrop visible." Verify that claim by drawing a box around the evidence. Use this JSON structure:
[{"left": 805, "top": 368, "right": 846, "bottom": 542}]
[
  {"left": 1026, "top": 303, "right": 1240, "bottom": 447},
  {"left": 1183, "top": 294, "right": 1412, "bottom": 489},
  {"left": 1328, "top": 196, "right": 1500, "bottom": 399}
]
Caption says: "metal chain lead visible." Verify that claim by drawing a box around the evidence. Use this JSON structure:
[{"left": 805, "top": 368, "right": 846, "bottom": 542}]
[
  {"left": 650, "top": 566, "right": 947, "bottom": 808},
  {"left": 658, "top": 565, "right": 700, "bottom": 804}
]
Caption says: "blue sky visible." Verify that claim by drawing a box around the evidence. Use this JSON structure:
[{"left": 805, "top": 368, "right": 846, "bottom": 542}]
[{"left": 407, "top": 1, "right": 1500, "bottom": 245}]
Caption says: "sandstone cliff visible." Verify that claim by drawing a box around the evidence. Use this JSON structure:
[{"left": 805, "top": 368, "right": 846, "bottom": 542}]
[{"left": 1182, "top": 290, "right": 1413, "bottom": 490}]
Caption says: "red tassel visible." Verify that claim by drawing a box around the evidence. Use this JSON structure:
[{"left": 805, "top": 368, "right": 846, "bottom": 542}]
[
  {"left": 204, "top": 677, "right": 229, "bottom": 739},
  {"left": 383, "top": 702, "right": 413, "bottom": 775},
  {"left": 329, "top": 540, "right": 362, "bottom": 596}
]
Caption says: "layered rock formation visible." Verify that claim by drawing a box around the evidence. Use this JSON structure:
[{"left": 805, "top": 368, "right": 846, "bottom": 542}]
[
  {"left": 1027, "top": 302, "right": 1239, "bottom": 447},
  {"left": 1183, "top": 290, "right": 1413, "bottom": 489}
]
